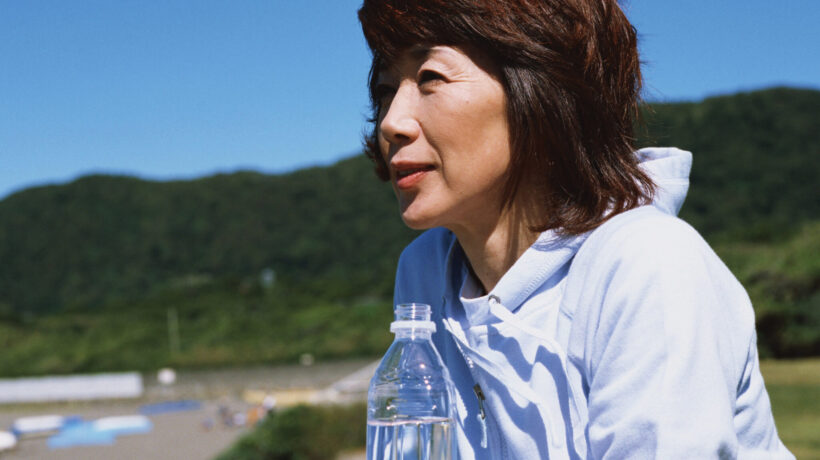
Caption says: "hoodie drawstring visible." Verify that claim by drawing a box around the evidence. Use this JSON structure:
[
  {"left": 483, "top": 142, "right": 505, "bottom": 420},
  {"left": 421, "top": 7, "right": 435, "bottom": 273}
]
[{"left": 443, "top": 294, "right": 578, "bottom": 455}]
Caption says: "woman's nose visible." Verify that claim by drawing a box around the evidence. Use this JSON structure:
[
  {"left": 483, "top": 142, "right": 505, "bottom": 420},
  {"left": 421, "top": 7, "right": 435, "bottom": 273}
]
[{"left": 379, "top": 85, "right": 420, "bottom": 145}]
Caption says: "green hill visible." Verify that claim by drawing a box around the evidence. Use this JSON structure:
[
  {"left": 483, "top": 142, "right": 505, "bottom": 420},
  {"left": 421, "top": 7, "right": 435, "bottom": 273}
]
[
  {"left": 0, "top": 87, "right": 817, "bottom": 375},
  {"left": 0, "top": 158, "right": 418, "bottom": 316},
  {"left": 638, "top": 86, "right": 820, "bottom": 241}
]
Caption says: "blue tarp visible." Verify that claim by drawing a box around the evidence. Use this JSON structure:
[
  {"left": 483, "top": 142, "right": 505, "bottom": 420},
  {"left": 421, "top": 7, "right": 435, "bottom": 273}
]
[
  {"left": 139, "top": 399, "right": 201, "bottom": 415},
  {"left": 47, "top": 417, "right": 153, "bottom": 449},
  {"left": 48, "top": 423, "right": 116, "bottom": 449}
]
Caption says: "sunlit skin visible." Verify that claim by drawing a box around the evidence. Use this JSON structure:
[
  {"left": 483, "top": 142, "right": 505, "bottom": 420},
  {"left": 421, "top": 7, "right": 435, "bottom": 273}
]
[{"left": 376, "top": 46, "right": 539, "bottom": 292}]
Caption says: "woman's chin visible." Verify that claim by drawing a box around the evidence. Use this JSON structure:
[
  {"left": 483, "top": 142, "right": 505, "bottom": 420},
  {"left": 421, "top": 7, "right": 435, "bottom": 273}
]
[
  {"left": 399, "top": 207, "right": 439, "bottom": 230},
  {"left": 400, "top": 215, "right": 436, "bottom": 230}
]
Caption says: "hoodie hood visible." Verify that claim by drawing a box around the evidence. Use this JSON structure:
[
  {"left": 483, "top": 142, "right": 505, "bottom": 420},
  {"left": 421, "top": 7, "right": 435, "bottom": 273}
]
[
  {"left": 636, "top": 147, "right": 692, "bottom": 216},
  {"left": 455, "top": 146, "right": 694, "bottom": 320}
]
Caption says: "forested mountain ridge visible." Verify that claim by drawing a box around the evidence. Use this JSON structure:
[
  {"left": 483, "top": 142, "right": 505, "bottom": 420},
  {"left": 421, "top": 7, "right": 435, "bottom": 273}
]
[
  {"left": 0, "top": 87, "right": 817, "bottom": 373},
  {"left": 638, "top": 86, "right": 819, "bottom": 240},
  {"left": 0, "top": 157, "right": 417, "bottom": 315}
]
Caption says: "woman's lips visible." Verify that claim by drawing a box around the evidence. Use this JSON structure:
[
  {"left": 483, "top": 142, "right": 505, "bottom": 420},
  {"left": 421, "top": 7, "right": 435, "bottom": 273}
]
[{"left": 394, "top": 165, "right": 435, "bottom": 189}]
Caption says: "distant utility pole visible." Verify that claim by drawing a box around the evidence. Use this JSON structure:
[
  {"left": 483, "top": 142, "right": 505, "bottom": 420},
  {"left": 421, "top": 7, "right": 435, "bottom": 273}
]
[{"left": 167, "top": 307, "right": 180, "bottom": 355}]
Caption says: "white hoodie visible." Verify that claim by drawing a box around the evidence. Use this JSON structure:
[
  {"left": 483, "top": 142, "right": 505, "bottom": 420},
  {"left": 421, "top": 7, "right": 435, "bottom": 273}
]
[{"left": 393, "top": 147, "right": 793, "bottom": 459}]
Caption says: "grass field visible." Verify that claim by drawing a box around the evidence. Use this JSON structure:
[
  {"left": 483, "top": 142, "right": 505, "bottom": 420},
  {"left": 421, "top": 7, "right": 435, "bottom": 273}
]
[{"left": 761, "top": 359, "right": 820, "bottom": 458}]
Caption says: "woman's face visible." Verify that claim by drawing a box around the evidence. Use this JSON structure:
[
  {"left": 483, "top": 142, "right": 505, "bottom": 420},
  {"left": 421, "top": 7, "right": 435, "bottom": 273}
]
[{"left": 376, "top": 45, "right": 510, "bottom": 233}]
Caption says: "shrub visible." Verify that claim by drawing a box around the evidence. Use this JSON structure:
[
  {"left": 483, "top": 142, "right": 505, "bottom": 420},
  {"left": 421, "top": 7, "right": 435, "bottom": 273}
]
[{"left": 216, "top": 402, "right": 366, "bottom": 460}]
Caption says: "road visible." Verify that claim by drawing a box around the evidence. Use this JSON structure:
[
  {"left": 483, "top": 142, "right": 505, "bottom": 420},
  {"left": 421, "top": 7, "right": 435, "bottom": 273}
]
[{"left": 0, "top": 359, "right": 374, "bottom": 460}]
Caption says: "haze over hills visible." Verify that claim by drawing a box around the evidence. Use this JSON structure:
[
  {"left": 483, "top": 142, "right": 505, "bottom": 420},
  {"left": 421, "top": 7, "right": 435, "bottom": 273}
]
[{"left": 0, "top": 87, "right": 817, "bottom": 375}]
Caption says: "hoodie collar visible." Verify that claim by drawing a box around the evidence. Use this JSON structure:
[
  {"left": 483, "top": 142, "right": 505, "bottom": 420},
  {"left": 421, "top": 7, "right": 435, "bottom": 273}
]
[
  {"left": 482, "top": 231, "right": 585, "bottom": 313},
  {"left": 446, "top": 230, "right": 586, "bottom": 326}
]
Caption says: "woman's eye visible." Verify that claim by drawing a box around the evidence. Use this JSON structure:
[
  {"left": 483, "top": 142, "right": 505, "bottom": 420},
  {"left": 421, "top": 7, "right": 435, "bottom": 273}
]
[{"left": 418, "top": 70, "right": 444, "bottom": 85}]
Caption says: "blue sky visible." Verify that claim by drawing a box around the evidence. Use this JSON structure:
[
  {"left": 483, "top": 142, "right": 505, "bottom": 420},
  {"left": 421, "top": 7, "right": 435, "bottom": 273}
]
[{"left": 1, "top": 0, "right": 818, "bottom": 199}]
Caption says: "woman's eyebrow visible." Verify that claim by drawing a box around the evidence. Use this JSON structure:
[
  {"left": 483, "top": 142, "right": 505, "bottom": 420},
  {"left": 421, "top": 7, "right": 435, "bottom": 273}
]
[
  {"left": 376, "top": 45, "right": 457, "bottom": 83},
  {"left": 407, "top": 44, "right": 433, "bottom": 60}
]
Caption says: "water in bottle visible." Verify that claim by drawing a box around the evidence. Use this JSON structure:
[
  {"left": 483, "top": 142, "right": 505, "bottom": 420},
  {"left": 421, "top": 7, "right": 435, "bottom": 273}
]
[{"left": 367, "top": 303, "right": 456, "bottom": 460}]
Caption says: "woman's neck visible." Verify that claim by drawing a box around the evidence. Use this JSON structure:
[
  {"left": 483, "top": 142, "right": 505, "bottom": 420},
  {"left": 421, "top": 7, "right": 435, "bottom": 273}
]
[{"left": 451, "top": 205, "right": 540, "bottom": 294}]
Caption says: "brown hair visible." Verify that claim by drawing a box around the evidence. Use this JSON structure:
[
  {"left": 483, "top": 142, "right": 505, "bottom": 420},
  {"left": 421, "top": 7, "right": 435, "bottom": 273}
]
[{"left": 358, "top": 0, "right": 654, "bottom": 234}]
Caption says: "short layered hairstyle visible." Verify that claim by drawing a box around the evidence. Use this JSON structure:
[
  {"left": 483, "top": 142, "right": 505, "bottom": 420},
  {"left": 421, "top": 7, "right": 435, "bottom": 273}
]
[{"left": 359, "top": 0, "right": 655, "bottom": 235}]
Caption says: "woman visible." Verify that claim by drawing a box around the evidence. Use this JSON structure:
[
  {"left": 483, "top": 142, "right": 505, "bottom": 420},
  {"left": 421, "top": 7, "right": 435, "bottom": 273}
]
[{"left": 358, "top": 0, "right": 793, "bottom": 458}]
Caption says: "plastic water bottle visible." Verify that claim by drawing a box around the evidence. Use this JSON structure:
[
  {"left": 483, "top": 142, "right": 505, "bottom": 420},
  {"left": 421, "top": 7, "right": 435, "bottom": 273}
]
[{"left": 367, "top": 303, "right": 456, "bottom": 460}]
